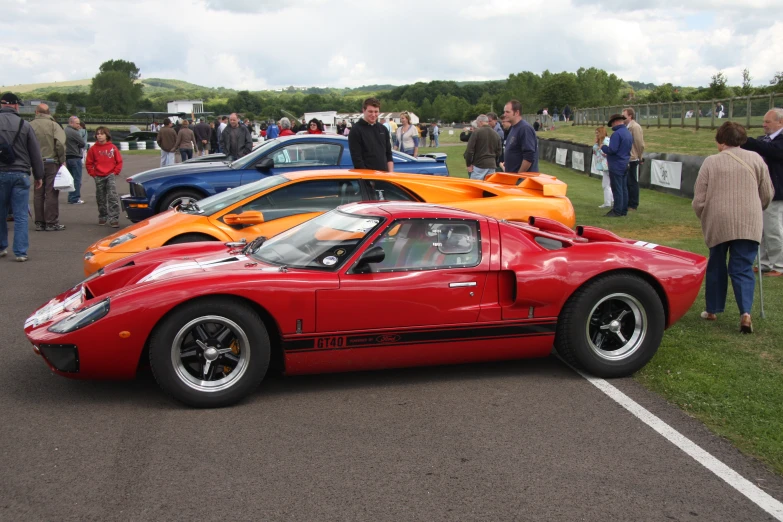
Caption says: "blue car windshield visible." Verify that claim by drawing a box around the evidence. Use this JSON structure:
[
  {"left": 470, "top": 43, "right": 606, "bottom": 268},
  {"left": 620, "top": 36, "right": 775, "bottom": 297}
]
[
  {"left": 229, "top": 139, "right": 280, "bottom": 170},
  {"left": 195, "top": 176, "right": 289, "bottom": 215}
]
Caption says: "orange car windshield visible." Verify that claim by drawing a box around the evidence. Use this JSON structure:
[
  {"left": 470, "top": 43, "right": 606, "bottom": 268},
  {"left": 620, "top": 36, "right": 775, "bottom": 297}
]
[
  {"left": 196, "top": 176, "right": 289, "bottom": 215},
  {"left": 251, "top": 210, "right": 383, "bottom": 270}
]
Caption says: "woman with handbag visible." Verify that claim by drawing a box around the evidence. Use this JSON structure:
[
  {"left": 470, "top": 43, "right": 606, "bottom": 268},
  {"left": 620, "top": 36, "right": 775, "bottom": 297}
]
[
  {"left": 592, "top": 126, "right": 612, "bottom": 208},
  {"left": 692, "top": 122, "right": 774, "bottom": 333},
  {"left": 394, "top": 112, "right": 419, "bottom": 157}
]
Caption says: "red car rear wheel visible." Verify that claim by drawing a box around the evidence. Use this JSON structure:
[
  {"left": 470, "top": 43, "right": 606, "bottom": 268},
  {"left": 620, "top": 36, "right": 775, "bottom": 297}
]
[{"left": 555, "top": 274, "right": 664, "bottom": 377}]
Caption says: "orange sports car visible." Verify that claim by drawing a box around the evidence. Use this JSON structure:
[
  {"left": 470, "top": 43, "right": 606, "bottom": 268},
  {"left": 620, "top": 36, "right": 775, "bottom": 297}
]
[{"left": 83, "top": 170, "right": 573, "bottom": 275}]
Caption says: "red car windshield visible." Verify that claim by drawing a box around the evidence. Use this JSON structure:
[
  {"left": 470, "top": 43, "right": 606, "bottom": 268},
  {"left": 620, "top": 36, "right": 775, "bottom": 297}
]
[{"left": 251, "top": 210, "right": 383, "bottom": 270}]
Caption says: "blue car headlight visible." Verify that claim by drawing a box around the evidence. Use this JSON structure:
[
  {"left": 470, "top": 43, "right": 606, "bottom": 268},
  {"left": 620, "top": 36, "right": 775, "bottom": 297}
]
[{"left": 48, "top": 299, "right": 110, "bottom": 334}]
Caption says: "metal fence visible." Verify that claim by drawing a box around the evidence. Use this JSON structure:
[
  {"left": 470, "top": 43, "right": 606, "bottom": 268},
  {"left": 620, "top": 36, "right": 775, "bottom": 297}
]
[{"left": 569, "top": 93, "right": 783, "bottom": 130}]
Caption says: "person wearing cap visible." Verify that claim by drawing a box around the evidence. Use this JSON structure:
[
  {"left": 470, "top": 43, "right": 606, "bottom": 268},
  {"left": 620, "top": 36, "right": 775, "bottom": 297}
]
[
  {"left": 601, "top": 113, "right": 634, "bottom": 217},
  {"left": 0, "top": 92, "right": 44, "bottom": 262},
  {"left": 29, "top": 103, "right": 67, "bottom": 231}
]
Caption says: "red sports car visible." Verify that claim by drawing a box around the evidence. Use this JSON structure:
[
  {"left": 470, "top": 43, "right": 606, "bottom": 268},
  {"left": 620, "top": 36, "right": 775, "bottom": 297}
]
[{"left": 25, "top": 203, "right": 707, "bottom": 408}]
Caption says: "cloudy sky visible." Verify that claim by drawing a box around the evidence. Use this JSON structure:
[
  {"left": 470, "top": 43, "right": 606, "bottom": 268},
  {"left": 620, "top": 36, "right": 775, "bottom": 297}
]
[{"left": 1, "top": 0, "right": 781, "bottom": 90}]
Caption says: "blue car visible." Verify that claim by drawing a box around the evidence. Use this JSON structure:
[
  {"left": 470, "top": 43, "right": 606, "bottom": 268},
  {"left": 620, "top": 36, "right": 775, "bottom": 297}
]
[{"left": 122, "top": 135, "right": 448, "bottom": 222}]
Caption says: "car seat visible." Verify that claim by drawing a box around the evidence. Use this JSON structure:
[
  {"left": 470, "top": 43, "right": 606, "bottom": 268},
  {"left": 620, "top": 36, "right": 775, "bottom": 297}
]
[{"left": 395, "top": 223, "right": 440, "bottom": 269}]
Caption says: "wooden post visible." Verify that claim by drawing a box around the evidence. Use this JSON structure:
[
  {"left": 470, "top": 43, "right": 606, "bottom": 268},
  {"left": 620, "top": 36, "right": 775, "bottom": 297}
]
[
  {"left": 657, "top": 102, "right": 661, "bottom": 128},
  {"left": 746, "top": 96, "right": 752, "bottom": 128},
  {"left": 695, "top": 102, "right": 700, "bottom": 130},
  {"left": 771, "top": 94, "right": 776, "bottom": 110},
  {"left": 668, "top": 102, "right": 672, "bottom": 128},
  {"left": 728, "top": 97, "right": 734, "bottom": 120},
  {"left": 645, "top": 104, "right": 650, "bottom": 128},
  {"left": 680, "top": 102, "right": 685, "bottom": 128},
  {"left": 710, "top": 99, "right": 716, "bottom": 129}
]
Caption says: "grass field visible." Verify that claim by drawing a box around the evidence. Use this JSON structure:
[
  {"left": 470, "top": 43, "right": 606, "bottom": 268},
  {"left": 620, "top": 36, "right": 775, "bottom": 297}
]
[
  {"left": 426, "top": 143, "right": 783, "bottom": 475},
  {"left": 540, "top": 124, "right": 722, "bottom": 157}
]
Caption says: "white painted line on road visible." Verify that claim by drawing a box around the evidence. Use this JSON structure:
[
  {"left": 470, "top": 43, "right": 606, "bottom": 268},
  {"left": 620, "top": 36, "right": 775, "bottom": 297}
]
[{"left": 575, "top": 369, "right": 783, "bottom": 521}]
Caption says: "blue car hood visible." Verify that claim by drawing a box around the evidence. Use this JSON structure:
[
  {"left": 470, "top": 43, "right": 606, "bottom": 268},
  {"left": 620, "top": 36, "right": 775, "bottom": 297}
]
[{"left": 130, "top": 162, "right": 231, "bottom": 183}]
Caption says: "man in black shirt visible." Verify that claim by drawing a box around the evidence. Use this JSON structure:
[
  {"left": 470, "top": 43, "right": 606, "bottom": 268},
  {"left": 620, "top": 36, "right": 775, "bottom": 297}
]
[{"left": 348, "top": 97, "right": 393, "bottom": 172}]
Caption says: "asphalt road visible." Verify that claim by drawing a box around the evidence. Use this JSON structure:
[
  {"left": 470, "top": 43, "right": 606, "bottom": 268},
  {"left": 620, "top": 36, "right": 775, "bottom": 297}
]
[{"left": 2, "top": 155, "right": 782, "bottom": 521}]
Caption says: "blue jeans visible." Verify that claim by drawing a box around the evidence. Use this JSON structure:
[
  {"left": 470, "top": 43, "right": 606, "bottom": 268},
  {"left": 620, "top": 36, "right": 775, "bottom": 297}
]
[
  {"left": 179, "top": 148, "right": 193, "bottom": 162},
  {"left": 705, "top": 239, "right": 758, "bottom": 315},
  {"left": 626, "top": 160, "right": 640, "bottom": 209},
  {"left": 0, "top": 172, "right": 32, "bottom": 257},
  {"left": 66, "top": 158, "right": 83, "bottom": 203},
  {"left": 609, "top": 169, "right": 628, "bottom": 216},
  {"left": 470, "top": 167, "right": 495, "bottom": 180},
  {"left": 433, "top": 135, "right": 439, "bottom": 147}
]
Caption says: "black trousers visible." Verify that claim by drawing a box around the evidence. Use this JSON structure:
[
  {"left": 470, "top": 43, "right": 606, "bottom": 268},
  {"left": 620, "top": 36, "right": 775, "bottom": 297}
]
[{"left": 626, "top": 160, "right": 640, "bottom": 209}]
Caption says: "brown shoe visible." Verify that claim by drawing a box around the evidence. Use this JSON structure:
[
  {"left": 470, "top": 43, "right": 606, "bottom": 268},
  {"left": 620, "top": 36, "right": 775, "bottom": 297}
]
[
  {"left": 740, "top": 313, "right": 753, "bottom": 334},
  {"left": 700, "top": 311, "right": 717, "bottom": 321},
  {"left": 763, "top": 270, "right": 782, "bottom": 277}
]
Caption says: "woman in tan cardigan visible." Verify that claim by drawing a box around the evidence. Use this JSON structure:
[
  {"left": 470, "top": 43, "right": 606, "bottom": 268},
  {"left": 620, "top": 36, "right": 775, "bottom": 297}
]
[{"left": 693, "top": 122, "right": 774, "bottom": 333}]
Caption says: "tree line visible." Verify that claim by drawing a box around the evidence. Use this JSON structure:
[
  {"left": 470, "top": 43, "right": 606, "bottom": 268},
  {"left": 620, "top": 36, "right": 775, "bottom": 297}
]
[{"left": 37, "top": 60, "right": 783, "bottom": 121}]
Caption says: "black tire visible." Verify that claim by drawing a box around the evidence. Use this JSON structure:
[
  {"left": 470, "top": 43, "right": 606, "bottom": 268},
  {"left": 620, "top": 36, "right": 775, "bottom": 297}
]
[
  {"left": 149, "top": 298, "right": 270, "bottom": 407},
  {"left": 554, "top": 273, "right": 664, "bottom": 378},
  {"left": 158, "top": 189, "right": 204, "bottom": 213},
  {"left": 164, "top": 233, "right": 219, "bottom": 246}
]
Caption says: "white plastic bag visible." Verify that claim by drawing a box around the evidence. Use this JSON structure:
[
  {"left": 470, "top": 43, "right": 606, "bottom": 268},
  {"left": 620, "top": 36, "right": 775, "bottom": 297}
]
[{"left": 54, "top": 164, "right": 75, "bottom": 192}]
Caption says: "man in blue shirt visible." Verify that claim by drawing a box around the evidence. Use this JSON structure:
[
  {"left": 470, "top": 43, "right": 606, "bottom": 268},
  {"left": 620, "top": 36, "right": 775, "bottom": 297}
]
[
  {"left": 601, "top": 114, "right": 634, "bottom": 217},
  {"left": 266, "top": 121, "right": 280, "bottom": 140},
  {"left": 502, "top": 99, "right": 539, "bottom": 173}
]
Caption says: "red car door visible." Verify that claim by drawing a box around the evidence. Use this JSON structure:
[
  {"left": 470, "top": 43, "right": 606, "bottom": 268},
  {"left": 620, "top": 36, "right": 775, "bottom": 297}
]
[{"left": 316, "top": 218, "right": 490, "bottom": 332}]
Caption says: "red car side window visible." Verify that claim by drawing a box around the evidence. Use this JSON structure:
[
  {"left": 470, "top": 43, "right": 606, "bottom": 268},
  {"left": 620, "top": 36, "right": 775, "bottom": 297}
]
[{"left": 371, "top": 219, "right": 480, "bottom": 271}]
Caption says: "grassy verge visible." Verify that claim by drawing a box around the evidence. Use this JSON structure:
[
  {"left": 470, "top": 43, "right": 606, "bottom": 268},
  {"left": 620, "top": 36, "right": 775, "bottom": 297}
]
[
  {"left": 539, "top": 124, "right": 722, "bottom": 157},
  {"left": 438, "top": 144, "right": 783, "bottom": 474}
]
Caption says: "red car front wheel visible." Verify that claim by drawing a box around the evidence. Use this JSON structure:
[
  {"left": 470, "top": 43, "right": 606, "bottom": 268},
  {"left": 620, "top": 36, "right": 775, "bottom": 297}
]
[{"left": 149, "top": 297, "right": 271, "bottom": 407}]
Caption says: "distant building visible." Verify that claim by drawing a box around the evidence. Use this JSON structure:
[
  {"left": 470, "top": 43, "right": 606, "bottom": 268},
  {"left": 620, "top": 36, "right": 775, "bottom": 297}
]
[
  {"left": 303, "top": 111, "right": 338, "bottom": 131},
  {"left": 167, "top": 100, "right": 205, "bottom": 122}
]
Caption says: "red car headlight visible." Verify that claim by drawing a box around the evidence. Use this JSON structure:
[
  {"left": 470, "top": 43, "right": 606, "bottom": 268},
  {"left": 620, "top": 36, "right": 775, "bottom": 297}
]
[{"left": 48, "top": 299, "right": 110, "bottom": 334}]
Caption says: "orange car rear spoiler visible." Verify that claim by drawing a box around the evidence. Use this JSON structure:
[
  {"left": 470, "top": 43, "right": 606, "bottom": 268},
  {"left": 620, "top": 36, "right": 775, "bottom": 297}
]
[{"left": 484, "top": 172, "right": 567, "bottom": 197}]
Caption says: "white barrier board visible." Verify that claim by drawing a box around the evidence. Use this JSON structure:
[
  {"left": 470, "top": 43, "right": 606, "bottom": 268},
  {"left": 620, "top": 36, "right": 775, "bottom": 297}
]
[
  {"left": 571, "top": 151, "right": 584, "bottom": 171},
  {"left": 590, "top": 157, "right": 604, "bottom": 176},
  {"left": 555, "top": 148, "right": 567, "bottom": 165},
  {"left": 651, "top": 159, "right": 682, "bottom": 190}
]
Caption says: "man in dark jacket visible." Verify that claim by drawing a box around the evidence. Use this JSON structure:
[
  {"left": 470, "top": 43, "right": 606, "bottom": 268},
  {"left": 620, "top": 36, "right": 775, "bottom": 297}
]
[
  {"left": 348, "top": 98, "right": 393, "bottom": 172},
  {"left": 29, "top": 103, "right": 66, "bottom": 231},
  {"left": 156, "top": 118, "right": 178, "bottom": 166},
  {"left": 193, "top": 118, "right": 212, "bottom": 157},
  {"left": 65, "top": 116, "right": 86, "bottom": 204},
  {"left": 601, "top": 114, "right": 634, "bottom": 217},
  {"left": 742, "top": 108, "right": 783, "bottom": 276},
  {"left": 502, "top": 99, "right": 539, "bottom": 174},
  {"left": 0, "top": 92, "right": 44, "bottom": 261},
  {"left": 464, "top": 115, "right": 502, "bottom": 180},
  {"left": 220, "top": 113, "right": 253, "bottom": 161}
]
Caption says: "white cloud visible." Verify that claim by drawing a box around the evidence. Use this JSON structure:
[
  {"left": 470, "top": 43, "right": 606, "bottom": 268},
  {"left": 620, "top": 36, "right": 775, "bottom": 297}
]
[{"left": 0, "top": 0, "right": 780, "bottom": 91}]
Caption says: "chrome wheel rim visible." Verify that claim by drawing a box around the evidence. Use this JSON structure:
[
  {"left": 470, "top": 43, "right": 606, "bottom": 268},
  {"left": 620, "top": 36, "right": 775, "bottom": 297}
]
[
  {"left": 586, "top": 293, "right": 646, "bottom": 361},
  {"left": 168, "top": 196, "right": 196, "bottom": 210},
  {"left": 171, "top": 315, "right": 250, "bottom": 392}
]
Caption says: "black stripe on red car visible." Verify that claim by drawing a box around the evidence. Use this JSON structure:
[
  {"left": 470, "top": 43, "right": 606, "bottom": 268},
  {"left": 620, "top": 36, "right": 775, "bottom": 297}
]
[{"left": 281, "top": 321, "right": 557, "bottom": 353}]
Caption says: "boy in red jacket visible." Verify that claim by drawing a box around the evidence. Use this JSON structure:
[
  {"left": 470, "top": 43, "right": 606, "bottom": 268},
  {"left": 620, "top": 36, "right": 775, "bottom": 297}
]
[{"left": 86, "top": 126, "right": 123, "bottom": 227}]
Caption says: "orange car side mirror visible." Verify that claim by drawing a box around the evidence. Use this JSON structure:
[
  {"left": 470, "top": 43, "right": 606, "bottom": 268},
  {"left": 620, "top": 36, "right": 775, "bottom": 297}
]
[{"left": 224, "top": 211, "right": 265, "bottom": 226}]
